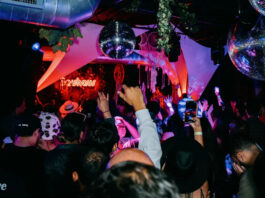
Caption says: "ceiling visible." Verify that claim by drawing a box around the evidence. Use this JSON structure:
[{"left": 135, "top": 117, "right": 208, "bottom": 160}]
[{"left": 0, "top": 0, "right": 260, "bottom": 49}]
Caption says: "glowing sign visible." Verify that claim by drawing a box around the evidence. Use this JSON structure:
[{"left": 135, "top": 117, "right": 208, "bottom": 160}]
[{"left": 60, "top": 77, "right": 96, "bottom": 88}]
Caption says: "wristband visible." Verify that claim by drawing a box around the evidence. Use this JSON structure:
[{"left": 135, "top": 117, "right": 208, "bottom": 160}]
[
  {"left": 194, "top": 131, "right": 203, "bottom": 136},
  {"left": 103, "top": 111, "right": 110, "bottom": 113}
]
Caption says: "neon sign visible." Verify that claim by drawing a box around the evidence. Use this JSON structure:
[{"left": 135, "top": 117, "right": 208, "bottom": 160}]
[{"left": 60, "top": 77, "right": 96, "bottom": 88}]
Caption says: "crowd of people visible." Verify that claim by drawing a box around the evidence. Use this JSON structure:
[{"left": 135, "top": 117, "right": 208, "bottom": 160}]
[{"left": 0, "top": 84, "right": 265, "bottom": 198}]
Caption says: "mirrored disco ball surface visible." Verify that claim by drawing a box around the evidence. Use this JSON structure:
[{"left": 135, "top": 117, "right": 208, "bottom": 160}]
[
  {"left": 249, "top": 0, "right": 265, "bottom": 16},
  {"left": 227, "top": 23, "right": 265, "bottom": 81},
  {"left": 99, "top": 21, "right": 136, "bottom": 59}
]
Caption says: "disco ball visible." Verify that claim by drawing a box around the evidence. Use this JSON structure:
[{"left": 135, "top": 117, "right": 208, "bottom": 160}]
[
  {"left": 248, "top": 0, "right": 265, "bottom": 16},
  {"left": 99, "top": 21, "right": 136, "bottom": 59},
  {"left": 227, "top": 22, "right": 265, "bottom": 81}
]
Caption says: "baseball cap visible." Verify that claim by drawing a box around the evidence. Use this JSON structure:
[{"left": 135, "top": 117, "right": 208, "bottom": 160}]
[{"left": 15, "top": 114, "right": 41, "bottom": 137}]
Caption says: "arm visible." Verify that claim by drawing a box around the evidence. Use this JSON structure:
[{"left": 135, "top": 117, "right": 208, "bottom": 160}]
[
  {"left": 164, "top": 96, "right": 175, "bottom": 116},
  {"left": 97, "top": 92, "right": 112, "bottom": 119},
  {"left": 206, "top": 104, "right": 216, "bottom": 129},
  {"left": 118, "top": 85, "right": 162, "bottom": 169},
  {"left": 190, "top": 118, "right": 209, "bottom": 196},
  {"left": 214, "top": 87, "right": 224, "bottom": 107},
  {"left": 122, "top": 118, "right": 140, "bottom": 139}
]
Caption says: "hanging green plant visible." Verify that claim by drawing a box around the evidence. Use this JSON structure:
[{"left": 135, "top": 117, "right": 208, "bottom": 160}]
[
  {"left": 157, "top": 0, "right": 198, "bottom": 54},
  {"left": 157, "top": 0, "right": 173, "bottom": 54},
  {"left": 39, "top": 24, "right": 83, "bottom": 53}
]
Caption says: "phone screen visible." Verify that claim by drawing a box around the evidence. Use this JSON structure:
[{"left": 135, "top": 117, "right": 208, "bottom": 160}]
[{"left": 184, "top": 101, "right": 197, "bottom": 123}]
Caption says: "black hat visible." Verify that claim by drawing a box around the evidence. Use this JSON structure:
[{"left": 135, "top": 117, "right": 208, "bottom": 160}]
[
  {"left": 15, "top": 114, "right": 41, "bottom": 137},
  {"left": 162, "top": 137, "right": 209, "bottom": 194}
]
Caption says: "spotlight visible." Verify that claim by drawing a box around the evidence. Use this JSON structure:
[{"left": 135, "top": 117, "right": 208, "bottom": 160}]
[
  {"left": 32, "top": 42, "right": 41, "bottom": 51},
  {"left": 211, "top": 46, "right": 224, "bottom": 66}
]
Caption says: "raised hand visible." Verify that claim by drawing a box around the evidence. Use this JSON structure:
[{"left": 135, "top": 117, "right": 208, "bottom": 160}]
[
  {"left": 232, "top": 162, "right": 246, "bottom": 175},
  {"left": 207, "top": 104, "right": 214, "bottom": 116},
  {"left": 164, "top": 96, "right": 173, "bottom": 107},
  {"left": 118, "top": 85, "right": 146, "bottom": 111},
  {"left": 190, "top": 117, "right": 202, "bottom": 132},
  {"left": 97, "top": 92, "right": 111, "bottom": 118}
]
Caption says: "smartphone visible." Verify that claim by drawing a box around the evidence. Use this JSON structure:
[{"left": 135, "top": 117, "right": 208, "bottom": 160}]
[{"left": 184, "top": 100, "right": 197, "bottom": 123}]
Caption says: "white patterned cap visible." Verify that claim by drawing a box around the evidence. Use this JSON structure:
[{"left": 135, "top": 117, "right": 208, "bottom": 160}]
[{"left": 38, "top": 112, "right": 61, "bottom": 140}]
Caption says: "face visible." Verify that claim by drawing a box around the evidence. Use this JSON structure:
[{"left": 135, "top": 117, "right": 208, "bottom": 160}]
[{"left": 233, "top": 146, "right": 259, "bottom": 168}]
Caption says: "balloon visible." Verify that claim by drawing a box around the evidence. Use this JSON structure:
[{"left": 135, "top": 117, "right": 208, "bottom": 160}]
[
  {"left": 249, "top": 0, "right": 265, "bottom": 16},
  {"left": 227, "top": 22, "right": 265, "bottom": 81}
]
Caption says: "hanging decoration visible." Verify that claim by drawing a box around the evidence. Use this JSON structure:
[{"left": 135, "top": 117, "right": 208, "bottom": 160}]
[
  {"left": 99, "top": 21, "right": 136, "bottom": 59},
  {"left": 39, "top": 24, "right": 83, "bottom": 53},
  {"left": 150, "top": 67, "right": 158, "bottom": 93},
  {"left": 113, "top": 64, "right": 125, "bottom": 102}
]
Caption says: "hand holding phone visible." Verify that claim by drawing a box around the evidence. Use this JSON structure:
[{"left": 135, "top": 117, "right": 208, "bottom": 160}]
[
  {"left": 214, "top": 86, "right": 220, "bottom": 95},
  {"left": 184, "top": 100, "right": 197, "bottom": 123}
]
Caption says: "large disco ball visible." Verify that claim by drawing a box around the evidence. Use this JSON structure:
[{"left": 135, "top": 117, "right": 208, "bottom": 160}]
[
  {"left": 227, "top": 22, "right": 265, "bottom": 81},
  {"left": 99, "top": 21, "right": 136, "bottom": 59},
  {"left": 249, "top": 0, "right": 265, "bottom": 16}
]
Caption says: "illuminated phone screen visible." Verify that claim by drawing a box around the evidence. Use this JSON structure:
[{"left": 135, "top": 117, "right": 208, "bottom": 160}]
[{"left": 184, "top": 101, "right": 197, "bottom": 123}]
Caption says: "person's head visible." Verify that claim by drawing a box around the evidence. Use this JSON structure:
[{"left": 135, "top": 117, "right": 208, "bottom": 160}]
[
  {"left": 38, "top": 112, "right": 61, "bottom": 151},
  {"left": 230, "top": 131, "right": 261, "bottom": 168},
  {"left": 74, "top": 146, "right": 109, "bottom": 192},
  {"left": 39, "top": 112, "right": 61, "bottom": 141},
  {"left": 108, "top": 148, "right": 154, "bottom": 168},
  {"left": 86, "top": 120, "right": 119, "bottom": 156},
  {"left": 43, "top": 103, "right": 57, "bottom": 114},
  {"left": 60, "top": 112, "right": 86, "bottom": 144},
  {"left": 147, "top": 101, "right": 161, "bottom": 120},
  {"left": 81, "top": 100, "right": 97, "bottom": 119},
  {"left": 162, "top": 137, "right": 209, "bottom": 194},
  {"left": 88, "top": 161, "right": 180, "bottom": 198},
  {"left": 44, "top": 144, "right": 80, "bottom": 198},
  {"left": 15, "top": 97, "right": 26, "bottom": 115},
  {"left": 14, "top": 113, "right": 41, "bottom": 146},
  {"left": 59, "top": 100, "right": 79, "bottom": 119},
  {"left": 246, "top": 99, "right": 262, "bottom": 117}
]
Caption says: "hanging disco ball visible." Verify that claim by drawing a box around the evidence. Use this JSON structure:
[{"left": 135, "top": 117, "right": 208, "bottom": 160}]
[
  {"left": 249, "top": 0, "right": 265, "bottom": 16},
  {"left": 99, "top": 21, "right": 136, "bottom": 59},
  {"left": 227, "top": 22, "right": 265, "bottom": 81}
]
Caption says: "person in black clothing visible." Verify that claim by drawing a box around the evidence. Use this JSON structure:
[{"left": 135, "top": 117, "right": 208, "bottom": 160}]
[
  {"left": 0, "top": 113, "right": 46, "bottom": 198},
  {"left": 246, "top": 99, "right": 265, "bottom": 150}
]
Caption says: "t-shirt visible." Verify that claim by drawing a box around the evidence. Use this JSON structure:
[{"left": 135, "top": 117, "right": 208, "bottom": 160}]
[
  {"left": 0, "top": 168, "right": 28, "bottom": 198},
  {"left": 0, "top": 144, "right": 47, "bottom": 198}
]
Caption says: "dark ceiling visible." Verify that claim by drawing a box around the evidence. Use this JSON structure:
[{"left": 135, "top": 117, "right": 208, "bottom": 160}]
[{"left": 0, "top": 0, "right": 260, "bottom": 49}]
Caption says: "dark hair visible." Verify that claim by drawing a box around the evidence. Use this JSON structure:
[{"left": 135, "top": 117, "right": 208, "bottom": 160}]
[
  {"left": 147, "top": 101, "right": 160, "bottom": 120},
  {"left": 82, "top": 100, "right": 97, "bottom": 117},
  {"left": 43, "top": 103, "right": 57, "bottom": 114},
  {"left": 229, "top": 131, "right": 256, "bottom": 158},
  {"left": 87, "top": 161, "right": 180, "bottom": 198},
  {"left": 60, "top": 112, "right": 86, "bottom": 142},
  {"left": 76, "top": 146, "right": 109, "bottom": 187},
  {"left": 86, "top": 120, "right": 119, "bottom": 155},
  {"left": 246, "top": 99, "right": 261, "bottom": 116},
  {"left": 44, "top": 144, "right": 80, "bottom": 198}
]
